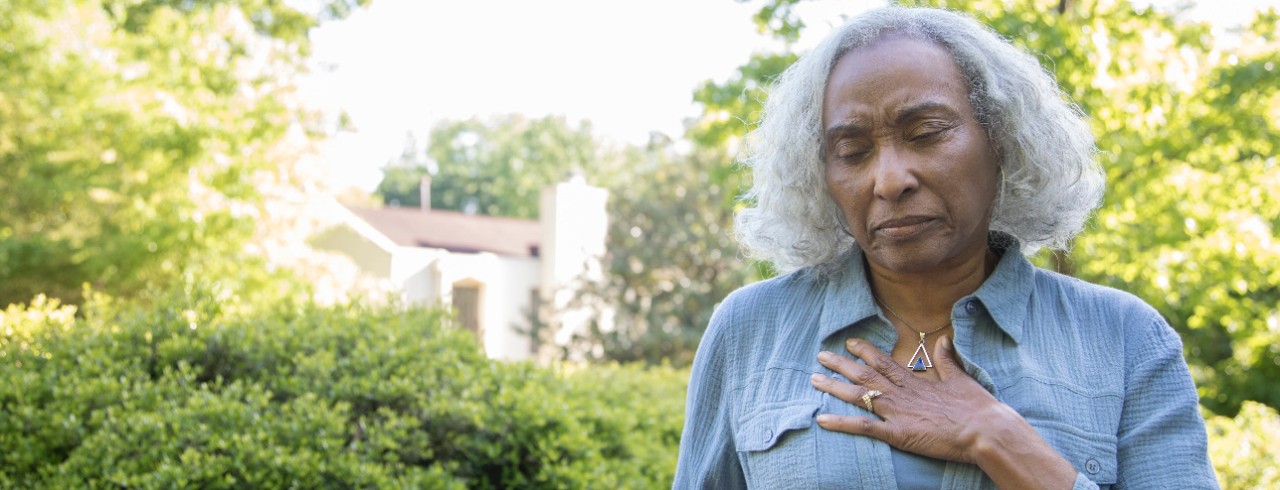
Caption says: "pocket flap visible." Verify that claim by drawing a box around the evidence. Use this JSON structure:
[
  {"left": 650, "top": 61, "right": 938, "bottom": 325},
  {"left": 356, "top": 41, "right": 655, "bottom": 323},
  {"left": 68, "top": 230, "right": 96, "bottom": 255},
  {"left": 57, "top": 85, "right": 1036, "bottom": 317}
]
[
  {"left": 734, "top": 401, "right": 821, "bottom": 452},
  {"left": 1040, "top": 424, "right": 1119, "bottom": 485}
]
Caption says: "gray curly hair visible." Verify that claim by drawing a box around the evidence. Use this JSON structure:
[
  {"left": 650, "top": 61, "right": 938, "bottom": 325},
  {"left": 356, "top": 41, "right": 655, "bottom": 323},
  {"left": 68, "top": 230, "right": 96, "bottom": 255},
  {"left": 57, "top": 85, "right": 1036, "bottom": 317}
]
[{"left": 735, "top": 6, "right": 1105, "bottom": 274}]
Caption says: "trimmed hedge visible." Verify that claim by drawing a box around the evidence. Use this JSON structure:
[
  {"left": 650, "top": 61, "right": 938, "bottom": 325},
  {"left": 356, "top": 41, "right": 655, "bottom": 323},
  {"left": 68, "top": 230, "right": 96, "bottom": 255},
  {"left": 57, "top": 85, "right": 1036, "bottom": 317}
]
[
  {"left": 6, "top": 285, "right": 1273, "bottom": 489},
  {"left": 0, "top": 288, "right": 687, "bottom": 489}
]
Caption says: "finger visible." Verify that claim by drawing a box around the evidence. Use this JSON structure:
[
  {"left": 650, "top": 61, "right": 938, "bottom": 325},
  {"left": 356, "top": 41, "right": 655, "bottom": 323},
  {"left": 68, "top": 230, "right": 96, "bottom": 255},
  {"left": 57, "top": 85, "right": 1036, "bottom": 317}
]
[
  {"left": 817, "top": 350, "right": 884, "bottom": 388},
  {"left": 845, "top": 338, "right": 912, "bottom": 386},
  {"left": 931, "top": 335, "right": 962, "bottom": 381},
  {"left": 815, "top": 413, "right": 896, "bottom": 441},
  {"left": 809, "top": 372, "right": 871, "bottom": 404}
]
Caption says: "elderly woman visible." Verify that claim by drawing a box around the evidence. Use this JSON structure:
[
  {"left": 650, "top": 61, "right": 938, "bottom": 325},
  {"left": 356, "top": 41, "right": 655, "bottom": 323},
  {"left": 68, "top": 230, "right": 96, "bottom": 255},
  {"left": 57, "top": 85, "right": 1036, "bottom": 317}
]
[{"left": 673, "top": 7, "right": 1217, "bottom": 490}]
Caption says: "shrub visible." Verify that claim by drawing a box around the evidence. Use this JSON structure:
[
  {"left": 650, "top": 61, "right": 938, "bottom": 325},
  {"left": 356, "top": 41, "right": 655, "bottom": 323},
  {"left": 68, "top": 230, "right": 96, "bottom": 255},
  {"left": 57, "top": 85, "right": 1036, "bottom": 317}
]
[
  {"left": 0, "top": 286, "right": 687, "bottom": 489},
  {"left": 1207, "top": 401, "right": 1280, "bottom": 489},
  {"left": 3, "top": 283, "right": 1277, "bottom": 488}
]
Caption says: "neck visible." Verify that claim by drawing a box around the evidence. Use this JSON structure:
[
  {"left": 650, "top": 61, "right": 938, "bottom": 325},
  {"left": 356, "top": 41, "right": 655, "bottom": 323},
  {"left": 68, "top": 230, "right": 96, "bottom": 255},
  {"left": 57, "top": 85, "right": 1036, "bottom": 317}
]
[{"left": 867, "top": 246, "right": 998, "bottom": 327}]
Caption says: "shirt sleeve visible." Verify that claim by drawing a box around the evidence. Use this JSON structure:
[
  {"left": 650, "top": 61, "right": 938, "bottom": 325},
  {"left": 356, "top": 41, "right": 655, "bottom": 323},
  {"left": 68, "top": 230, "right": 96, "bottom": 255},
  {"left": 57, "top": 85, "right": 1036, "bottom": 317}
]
[
  {"left": 1072, "top": 472, "right": 1101, "bottom": 490},
  {"left": 1113, "top": 314, "right": 1219, "bottom": 489},
  {"left": 672, "top": 298, "right": 745, "bottom": 489}
]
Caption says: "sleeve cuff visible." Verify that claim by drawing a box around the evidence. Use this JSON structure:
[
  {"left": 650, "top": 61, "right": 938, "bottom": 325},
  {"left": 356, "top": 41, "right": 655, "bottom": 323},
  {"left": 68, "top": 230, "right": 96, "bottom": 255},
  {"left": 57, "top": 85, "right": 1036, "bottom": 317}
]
[{"left": 1071, "top": 472, "right": 1101, "bottom": 490}]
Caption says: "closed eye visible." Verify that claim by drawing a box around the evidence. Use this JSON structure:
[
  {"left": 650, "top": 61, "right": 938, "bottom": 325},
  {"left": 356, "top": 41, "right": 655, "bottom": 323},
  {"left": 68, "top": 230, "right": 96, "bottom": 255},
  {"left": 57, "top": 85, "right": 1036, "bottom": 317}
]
[
  {"left": 832, "top": 140, "right": 871, "bottom": 161},
  {"left": 829, "top": 145, "right": 870, "bottom": 161},
  {"left": 908, "top": 121, "right": 957, "bottom": 142}
]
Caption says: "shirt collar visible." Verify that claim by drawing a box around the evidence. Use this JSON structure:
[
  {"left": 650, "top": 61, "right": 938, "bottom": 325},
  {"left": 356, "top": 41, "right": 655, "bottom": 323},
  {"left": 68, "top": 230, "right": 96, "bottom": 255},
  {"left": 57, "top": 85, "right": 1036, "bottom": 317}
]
[
  {"left": 815, "top": 232, "right": 1034, "bottom": 344},
  {"left": 970, "top": 233, "right": 1034, "bottom": 345},
  {"left": 817, "top": 247, "right": 881, "bottom": 342}
]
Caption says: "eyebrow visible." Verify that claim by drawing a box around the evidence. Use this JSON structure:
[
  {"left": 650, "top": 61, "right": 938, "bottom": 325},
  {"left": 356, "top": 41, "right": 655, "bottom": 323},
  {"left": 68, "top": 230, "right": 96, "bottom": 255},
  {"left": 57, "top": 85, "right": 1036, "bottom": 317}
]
[
  {"left": 824, "top": 100, "right": 962, "bottom": 138},
  {"left": 892, "top": 100, "right": 961, "bottom": 126},
  {"left": 824, "top": 119, "right": 870, "bottom": 139}
]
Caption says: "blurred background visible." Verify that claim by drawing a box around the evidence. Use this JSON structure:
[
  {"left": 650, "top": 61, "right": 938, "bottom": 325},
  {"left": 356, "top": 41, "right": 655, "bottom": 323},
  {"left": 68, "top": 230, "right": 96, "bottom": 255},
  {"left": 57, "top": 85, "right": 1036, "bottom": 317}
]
[{"left": 1, "top": 0, "right": 1277, "bottom": 487}]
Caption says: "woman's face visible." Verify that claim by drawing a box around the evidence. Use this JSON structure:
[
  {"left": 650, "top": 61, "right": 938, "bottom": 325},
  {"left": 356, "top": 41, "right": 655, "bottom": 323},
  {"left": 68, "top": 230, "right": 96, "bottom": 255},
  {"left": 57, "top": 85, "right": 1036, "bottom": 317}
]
[{"left": 822, "top": 36, "right": 999, "bottom": 275}]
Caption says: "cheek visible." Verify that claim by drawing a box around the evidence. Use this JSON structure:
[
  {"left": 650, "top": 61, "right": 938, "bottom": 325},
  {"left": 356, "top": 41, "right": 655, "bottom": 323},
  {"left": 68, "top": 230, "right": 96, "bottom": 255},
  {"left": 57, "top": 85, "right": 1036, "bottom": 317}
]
[
  {"left": 971, "top": 147, "right": 1000, "bottom": 201},
  {"left": 961, "top": 157, "right": 1000, "bottom": 218},
  {"left": 949, "top": 135, "right": 1000, "bottom": 205},
  {"left": 823, "top": 163, "right": 863, "bottom": 205},
  {"left": 824, "top": 165, "right": 872, "bottom": 236},
  {"left": 823, "top": 163, "right": 844, "bottom": 203}
]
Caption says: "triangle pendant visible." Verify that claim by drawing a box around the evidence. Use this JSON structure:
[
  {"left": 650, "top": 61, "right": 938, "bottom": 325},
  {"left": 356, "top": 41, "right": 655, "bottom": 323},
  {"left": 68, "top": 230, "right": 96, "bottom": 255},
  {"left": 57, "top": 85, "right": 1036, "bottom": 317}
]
[{"left": 907, "top": 341, "right": 933, "bottom": 371}]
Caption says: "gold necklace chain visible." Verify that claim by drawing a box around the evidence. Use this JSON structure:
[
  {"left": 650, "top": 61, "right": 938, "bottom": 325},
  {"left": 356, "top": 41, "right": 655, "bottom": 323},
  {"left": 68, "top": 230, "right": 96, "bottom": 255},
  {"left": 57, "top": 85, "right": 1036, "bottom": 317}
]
[{"left": 872, "top": 295, "right": 952, "bottom": 338}]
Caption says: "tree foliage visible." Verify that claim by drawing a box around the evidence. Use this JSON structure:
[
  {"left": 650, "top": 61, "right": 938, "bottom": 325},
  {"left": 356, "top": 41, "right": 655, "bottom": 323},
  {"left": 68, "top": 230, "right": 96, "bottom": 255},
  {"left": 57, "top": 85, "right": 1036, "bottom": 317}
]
[
  {"left": 687, "top": 52, "right": 798, "bottom": 152},
  {"left": 561, "top": 28, "right": 800, "bottom": 365},
  {"left": 568, "top": 142, "right": 754, "bottom": 366},
  {"left": 376, "top": 115, "right": 602, "bottom": 219},
  {"left": 1206, "top": 401, "right": 1280, "bottom": 489},
  {"left": 0, "top": 0, "right": 365, "bottom": 307},
  {"left": 374, "top": 132, "right": 434, "bottom": 208}
]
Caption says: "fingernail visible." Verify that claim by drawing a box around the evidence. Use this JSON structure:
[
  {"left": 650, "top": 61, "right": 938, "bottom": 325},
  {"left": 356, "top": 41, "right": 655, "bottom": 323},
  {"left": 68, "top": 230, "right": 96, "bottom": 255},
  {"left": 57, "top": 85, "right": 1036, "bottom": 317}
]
[
  {"left": 846, "top": 338, "right": 859, "bottom": 349},
  {"left": 941, "top": 336, "right": 952, "bottom": 350},
  {"left": 810, "top": 373, "right": 825, "bottom": 385},
  {"left": 816, "top": 414, "right": 832, "bottom": 425}
]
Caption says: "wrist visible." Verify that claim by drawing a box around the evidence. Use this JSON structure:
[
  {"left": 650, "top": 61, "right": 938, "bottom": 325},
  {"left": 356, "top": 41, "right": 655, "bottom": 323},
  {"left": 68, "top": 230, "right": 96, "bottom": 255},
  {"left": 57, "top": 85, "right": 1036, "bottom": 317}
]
[
  {"left": 965, "top": 403, "right": 1021, "bottom": 466},
  {"left": 966, "top": 403, "right": 1078, "bottom": 489}
]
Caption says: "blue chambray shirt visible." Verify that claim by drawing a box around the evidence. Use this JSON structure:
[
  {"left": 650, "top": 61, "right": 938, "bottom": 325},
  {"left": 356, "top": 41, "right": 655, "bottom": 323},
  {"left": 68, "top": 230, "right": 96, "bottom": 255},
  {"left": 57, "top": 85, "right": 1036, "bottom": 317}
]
[{"left": 673, "top": 240, "right": 1217, "bottom": 489}]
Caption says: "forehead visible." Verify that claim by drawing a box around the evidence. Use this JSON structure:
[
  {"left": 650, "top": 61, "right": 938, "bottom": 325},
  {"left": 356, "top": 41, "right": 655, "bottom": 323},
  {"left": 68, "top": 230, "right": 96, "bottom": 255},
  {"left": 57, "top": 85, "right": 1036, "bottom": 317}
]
[{"left": 822, "top": 36, "right": 971, "bottom": 126}]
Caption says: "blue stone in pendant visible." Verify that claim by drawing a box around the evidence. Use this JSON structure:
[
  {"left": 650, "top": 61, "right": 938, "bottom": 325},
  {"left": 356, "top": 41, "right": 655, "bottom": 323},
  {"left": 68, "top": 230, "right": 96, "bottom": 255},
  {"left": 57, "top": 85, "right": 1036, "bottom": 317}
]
[{"left": 912, "top": 358, "right": 927, "bottom": 371}]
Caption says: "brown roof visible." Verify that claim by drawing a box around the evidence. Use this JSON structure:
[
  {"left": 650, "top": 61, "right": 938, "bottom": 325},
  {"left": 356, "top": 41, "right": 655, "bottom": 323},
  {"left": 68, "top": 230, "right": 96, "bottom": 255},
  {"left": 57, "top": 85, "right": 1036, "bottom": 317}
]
[{"left": 347, "top": 205, "right": 541, "bottom": 258}]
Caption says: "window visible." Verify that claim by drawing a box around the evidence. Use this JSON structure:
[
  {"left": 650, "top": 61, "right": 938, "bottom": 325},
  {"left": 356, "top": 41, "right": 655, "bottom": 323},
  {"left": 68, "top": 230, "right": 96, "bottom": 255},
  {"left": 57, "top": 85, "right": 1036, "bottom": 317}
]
[{"left": 452, "top": 284, "right": 481, "bottom": 335}]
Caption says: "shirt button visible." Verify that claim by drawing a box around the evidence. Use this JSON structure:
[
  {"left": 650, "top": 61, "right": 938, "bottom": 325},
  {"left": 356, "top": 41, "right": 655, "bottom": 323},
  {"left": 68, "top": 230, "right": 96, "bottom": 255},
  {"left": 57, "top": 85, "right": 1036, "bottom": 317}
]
[
  {"left": 763, "top": 429, "right": 774, "bottom": 444},
  {"left": 964, "top": 300, "right": 979, "bottom": 315},
  {"left": 1085, "top": 459, "right": 1101, "bottom": 474}
]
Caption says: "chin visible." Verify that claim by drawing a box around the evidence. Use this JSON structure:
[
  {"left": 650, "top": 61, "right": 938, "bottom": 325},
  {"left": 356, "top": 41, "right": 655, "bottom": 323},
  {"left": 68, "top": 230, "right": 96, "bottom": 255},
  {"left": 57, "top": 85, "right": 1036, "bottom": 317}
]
[
  {"left": 865, "top": 248, "right": 943, "bottom": 274},
  {"left": 863, "top": 238, "right": 971, "bottom": 274}
]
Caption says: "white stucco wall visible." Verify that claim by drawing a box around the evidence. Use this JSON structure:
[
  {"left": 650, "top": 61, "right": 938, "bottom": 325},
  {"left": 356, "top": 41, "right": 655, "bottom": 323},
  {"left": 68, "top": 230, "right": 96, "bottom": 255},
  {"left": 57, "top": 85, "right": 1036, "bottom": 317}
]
[
  {"left": 310, "top": 225, "right": 393, "bottom": 279},
  {"left": 315, "top": 179, "right": 608, "bottom": 362},
  {"left": 392, "top": 247, "right": 443, "bottom": 305},
  {"left": 315, "top": 221, "right": 541, "bottom": 360},
  {"left": 491, "top": 255, "right": 540, "bottom": 360},
  {"left": 402, "top": 250, "right": 539, "bottom": 361}
]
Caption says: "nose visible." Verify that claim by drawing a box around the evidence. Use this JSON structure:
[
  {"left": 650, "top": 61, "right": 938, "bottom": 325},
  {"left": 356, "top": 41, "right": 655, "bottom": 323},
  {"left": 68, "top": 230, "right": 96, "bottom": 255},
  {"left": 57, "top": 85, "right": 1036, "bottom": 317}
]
[{"left": 872, "top": 145, "right": 919, "bottom": 201}]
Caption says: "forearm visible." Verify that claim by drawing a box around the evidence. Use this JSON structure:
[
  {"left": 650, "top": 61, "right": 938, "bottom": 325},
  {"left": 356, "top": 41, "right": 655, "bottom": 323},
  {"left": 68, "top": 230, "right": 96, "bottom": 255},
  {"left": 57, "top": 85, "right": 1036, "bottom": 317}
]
[{"left": 971, "top": 403, "right": 1079, "bottom": 490}]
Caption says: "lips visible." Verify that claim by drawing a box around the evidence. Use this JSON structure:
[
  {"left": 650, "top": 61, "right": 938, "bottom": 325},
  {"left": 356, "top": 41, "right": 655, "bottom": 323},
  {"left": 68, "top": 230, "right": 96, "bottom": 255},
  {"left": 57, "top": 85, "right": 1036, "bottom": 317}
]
[{"left": 873, "top": 216, "right": 938, "bottom": 239}]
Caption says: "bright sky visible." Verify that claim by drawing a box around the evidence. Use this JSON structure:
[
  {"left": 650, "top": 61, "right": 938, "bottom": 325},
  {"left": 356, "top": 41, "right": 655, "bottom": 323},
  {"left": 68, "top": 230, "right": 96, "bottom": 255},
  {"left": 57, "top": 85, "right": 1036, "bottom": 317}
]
[{"left": 300, "top": 0, "right": 1276, "bottom": 192}]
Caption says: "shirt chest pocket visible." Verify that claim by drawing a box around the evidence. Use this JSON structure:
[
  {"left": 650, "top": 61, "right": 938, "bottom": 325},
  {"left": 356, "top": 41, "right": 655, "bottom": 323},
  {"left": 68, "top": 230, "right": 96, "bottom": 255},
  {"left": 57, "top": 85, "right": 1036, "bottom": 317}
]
[
  {"left": 733, "top": 401, "right": 821, "bottom": 488},
  {"left": 1038, "top": 424, "right": 1119, "bottom": 487},
  {"left": 1004, "top": 378, "right": 1122, "bottom": 487}
]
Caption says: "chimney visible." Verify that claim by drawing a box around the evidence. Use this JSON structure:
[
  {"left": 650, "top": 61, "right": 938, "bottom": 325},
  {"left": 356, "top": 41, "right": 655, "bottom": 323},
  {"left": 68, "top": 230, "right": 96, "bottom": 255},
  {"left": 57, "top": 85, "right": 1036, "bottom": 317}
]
[
  {"left": 420, "top": 175, "right": 431, "bottom": 211},
  {"left": 539, "top": 172, "right": 610, "bottom": 345}
]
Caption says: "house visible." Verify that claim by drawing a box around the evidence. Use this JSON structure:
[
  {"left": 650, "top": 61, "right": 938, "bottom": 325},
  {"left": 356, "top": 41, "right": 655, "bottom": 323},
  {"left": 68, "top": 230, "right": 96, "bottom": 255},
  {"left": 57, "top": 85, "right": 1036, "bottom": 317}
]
[{"left": 311, "top": 174, "right": 608, "bottom": 360}]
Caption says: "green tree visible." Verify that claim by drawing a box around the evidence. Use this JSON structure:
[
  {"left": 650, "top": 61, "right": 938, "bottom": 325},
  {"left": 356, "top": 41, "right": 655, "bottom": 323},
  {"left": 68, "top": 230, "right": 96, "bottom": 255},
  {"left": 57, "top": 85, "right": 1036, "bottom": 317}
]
[
  {"left": 376, "top": 114, "right": 603, "bottom": 219},
  {"left": 562, "top": 29, "right": 799, "bottom": 365},
  {"left": 375, "top": 132, "right": 432, "bottom": 208},
  {"left": 562, "top": 44, "right": 803, "bottom": 366},
  {"left": 568, "top": 141, "right": 754, "bottom": 366},
  {"left": 688, "top": 52, "right": 798, "bottom": 153},
  {"left": 1206, "top": 401, "right": 1280, "bottom": 489},
  {"left": 0, "top": 0, "right": 365, "bottom": 307}
]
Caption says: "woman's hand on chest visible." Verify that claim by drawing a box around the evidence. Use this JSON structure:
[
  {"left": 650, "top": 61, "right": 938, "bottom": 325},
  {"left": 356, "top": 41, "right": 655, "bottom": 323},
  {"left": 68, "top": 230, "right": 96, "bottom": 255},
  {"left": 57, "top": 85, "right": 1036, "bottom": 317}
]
[{"left": 809, "top": 335, "right": 1079, "bottom": 488}]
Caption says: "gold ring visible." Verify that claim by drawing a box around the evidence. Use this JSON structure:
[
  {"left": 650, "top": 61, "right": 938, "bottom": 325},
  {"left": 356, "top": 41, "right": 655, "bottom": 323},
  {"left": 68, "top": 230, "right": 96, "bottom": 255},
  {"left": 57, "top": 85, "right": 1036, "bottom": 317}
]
[{"left": 862, "top": 390, "right": 883, "bottom": 412}]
